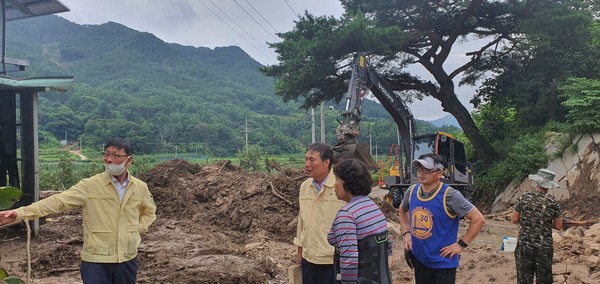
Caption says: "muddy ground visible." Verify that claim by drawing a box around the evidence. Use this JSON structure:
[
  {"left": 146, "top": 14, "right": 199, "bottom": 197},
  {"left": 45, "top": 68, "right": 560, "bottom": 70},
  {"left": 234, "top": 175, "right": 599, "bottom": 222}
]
[{"left": 1, "top": 160, "right": 599, "bottom": 283}]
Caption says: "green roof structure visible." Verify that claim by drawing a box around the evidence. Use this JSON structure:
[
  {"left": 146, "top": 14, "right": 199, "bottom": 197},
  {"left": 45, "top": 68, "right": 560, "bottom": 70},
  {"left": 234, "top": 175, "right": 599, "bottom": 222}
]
[
  {"left": 0, "top": 0, "right": 72, "bottom": 235},
  {"left": 0, "top": 76, "right": 74, "bottom": 91}
]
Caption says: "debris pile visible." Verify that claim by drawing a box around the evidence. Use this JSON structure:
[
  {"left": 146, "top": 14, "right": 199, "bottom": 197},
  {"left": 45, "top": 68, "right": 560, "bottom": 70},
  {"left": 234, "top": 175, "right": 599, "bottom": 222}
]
[{"left": 553, "top": 224, "right": 600, "bottom": 283}]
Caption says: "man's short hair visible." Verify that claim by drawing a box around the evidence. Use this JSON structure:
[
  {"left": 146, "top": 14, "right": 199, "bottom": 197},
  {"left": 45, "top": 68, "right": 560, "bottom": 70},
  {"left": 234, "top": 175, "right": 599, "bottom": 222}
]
[
  {"left": 307, "top": 142, "right": 333, "bottom": 170},
  {"left": 105, "top": 137, "right": 133, "bottom": 155}
]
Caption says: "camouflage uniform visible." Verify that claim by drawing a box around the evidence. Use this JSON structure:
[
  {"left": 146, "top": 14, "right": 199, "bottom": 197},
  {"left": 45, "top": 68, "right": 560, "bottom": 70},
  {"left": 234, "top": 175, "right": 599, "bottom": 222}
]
[{"left": 513, "top": 191, "right": 561, "bottom": 284}]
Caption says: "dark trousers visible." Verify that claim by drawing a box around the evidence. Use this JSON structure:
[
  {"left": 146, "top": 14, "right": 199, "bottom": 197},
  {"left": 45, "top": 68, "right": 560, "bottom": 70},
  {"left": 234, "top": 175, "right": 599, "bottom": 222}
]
[
  {"left": 515, "top": 245, "right": 553, "bottom": 284},
  {"left": 80, "top": 257, "right": 138, "bottom": 284},
  {"left": 301, "top": 258, "right": 335, "bottom": 284},
  {"left": 412, "top": 255, "right": 457, "bottom": 284}
]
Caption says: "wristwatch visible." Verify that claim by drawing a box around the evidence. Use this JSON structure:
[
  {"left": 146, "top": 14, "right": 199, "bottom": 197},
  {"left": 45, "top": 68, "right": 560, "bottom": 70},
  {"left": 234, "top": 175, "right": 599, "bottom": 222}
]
[{"left": 458, "top": 239, "right": 468, "bottom": 248}]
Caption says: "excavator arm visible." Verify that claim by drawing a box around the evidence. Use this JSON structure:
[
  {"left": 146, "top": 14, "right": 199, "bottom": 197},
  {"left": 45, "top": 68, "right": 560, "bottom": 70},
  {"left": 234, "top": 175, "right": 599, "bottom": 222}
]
[{"left": 334, "top": 53, "right": 416, "bottom": 178}]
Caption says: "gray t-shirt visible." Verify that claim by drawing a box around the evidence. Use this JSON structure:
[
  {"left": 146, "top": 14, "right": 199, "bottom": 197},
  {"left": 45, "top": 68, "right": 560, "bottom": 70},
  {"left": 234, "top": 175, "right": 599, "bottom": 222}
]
[{"left": 400, "top": 183, "right": 474, "bottom": 217}]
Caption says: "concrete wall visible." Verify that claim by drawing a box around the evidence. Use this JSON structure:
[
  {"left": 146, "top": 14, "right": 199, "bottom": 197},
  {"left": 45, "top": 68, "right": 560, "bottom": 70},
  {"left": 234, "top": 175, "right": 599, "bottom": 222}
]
[{"left": 492, "top": 133, "right": 600, "bottom": 213}]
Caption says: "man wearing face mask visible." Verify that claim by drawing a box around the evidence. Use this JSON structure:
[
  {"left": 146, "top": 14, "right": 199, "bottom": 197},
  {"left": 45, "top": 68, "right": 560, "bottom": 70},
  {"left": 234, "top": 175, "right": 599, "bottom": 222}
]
[{"left": 0, "top": 137, "right": 156, "bottom": 284}]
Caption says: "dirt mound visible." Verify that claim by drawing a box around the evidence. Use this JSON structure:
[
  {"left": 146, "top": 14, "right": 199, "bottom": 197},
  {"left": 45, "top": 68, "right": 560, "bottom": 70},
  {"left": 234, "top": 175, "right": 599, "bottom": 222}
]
[
  {"left": 136, "top": 160, "right": 306, "bottom": 283},
  {"left": 560, "top": 191, "right": 600, "bottom": 222},
  {"left": 141, "top": 159, "right": 304, "bottom": 243}
]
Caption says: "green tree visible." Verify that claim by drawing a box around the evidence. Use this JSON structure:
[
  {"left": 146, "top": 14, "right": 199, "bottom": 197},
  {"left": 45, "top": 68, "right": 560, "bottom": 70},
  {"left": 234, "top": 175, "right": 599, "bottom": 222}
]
[
  {"left": 560, "top": 77, "right": 600, "bottom": 132},
  {"left": 261, "top": 0, "right": 561, "bottom": 162},
  {"left": 471, "top": 1, "right": 595, "bottom": 145}
]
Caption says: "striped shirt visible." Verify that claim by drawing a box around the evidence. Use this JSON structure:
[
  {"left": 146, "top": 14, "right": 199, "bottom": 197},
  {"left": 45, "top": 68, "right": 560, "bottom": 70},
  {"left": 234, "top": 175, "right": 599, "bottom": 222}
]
[{"left": 327, "top": 196, "right": 391, "bottom": 283}]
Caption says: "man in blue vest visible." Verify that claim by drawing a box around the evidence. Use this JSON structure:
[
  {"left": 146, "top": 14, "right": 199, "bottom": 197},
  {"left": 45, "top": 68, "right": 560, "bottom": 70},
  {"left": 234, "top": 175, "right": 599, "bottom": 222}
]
[{"left": 399, "top": 153, "right": 486, "bottom": 284}]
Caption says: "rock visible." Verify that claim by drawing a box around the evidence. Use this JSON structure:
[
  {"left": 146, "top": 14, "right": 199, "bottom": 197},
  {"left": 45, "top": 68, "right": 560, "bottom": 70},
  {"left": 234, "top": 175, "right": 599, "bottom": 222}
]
[
  {"left": 571, "top": 243, "right": 581, "bottom": 254},
  {"left": 585, "top": 255, "right": 599, "bottom": 269},
  {"left": 589, "top": 223, "right": 600, "bottom": 232},
  {"left": 560, "top": 264, "right": 591, "bottom": 284},
  {"left": 565, "top": 227, "right": 584, "bottom": 238},
  {"left": 588, "top": 270, "right": 600, "bottom": 282},
  {"left": 554, "top": 232, "right": 564, "bottom": 244},
  {"left": 590, "top": 243, "right": 600, "bottom": 254},
  {"left": 584, "top": 225, "right": 600, "bottom": 237},
  {"left": 244, "top": 242, "right": 265, "bottom": 250},
  {"left": 554, "top": 275, "right": 566, "bottom": 284}
]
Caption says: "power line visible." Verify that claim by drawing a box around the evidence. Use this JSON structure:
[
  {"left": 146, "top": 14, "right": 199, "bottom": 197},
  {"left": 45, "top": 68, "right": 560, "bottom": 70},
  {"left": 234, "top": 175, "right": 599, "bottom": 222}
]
[
  {"left": 233, "top": 0, "right": 279, "bottom": 42},
  {"left": 282, "top": 0, "right": 300, "bottom": 20},
  {"left": 243, "top": 0, "right": 280, "bottom": 35},
  {"left": 196, "top": 0, "right": 277, "bottom": 64},
  {"left": 198, "top": 0, "right": 277, "bottom": 61}
]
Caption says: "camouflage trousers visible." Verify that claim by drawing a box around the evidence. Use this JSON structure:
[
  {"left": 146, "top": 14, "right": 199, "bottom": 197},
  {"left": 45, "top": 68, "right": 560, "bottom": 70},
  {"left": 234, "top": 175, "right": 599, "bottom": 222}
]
[{"left": 514, "top": 244, "right": 554, "bottom": 284}]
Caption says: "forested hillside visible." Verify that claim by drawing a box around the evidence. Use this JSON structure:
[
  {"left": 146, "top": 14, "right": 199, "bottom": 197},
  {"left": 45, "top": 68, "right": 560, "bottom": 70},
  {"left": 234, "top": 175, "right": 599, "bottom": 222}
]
[{"left": 5, "top": 15, "right": 451, "bottom": 156}]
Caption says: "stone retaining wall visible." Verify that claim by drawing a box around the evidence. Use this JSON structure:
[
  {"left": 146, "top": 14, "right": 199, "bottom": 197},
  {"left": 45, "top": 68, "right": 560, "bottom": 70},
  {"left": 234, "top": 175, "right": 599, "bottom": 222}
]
[{"left": 492, "top": 133, "right": 600, "bottom": 213}]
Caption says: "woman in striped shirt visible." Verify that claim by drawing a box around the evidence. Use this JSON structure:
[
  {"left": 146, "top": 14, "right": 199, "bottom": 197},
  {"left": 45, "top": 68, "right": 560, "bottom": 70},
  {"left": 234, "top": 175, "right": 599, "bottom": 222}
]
[{"left": 327, "top": 159, "right": 393, "bottom": 283}]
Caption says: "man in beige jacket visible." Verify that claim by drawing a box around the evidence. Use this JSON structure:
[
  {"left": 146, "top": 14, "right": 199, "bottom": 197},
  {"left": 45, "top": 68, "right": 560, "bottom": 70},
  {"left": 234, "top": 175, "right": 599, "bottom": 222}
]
[
  {"left": 0, "top": 137, "right": 156, "bottom": 284},
  {"left": 294, "top": 142, "right": 346, "bottom": 283}
]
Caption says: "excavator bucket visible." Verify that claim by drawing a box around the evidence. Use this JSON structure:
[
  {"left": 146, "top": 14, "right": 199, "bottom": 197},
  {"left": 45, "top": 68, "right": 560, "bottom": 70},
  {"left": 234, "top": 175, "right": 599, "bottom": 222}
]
[
  {"left": 333, "top": 142, "right": 378, "bottom": 170},
  {"left": 355, "top": 142, "right": 378, "bottom": 170}
]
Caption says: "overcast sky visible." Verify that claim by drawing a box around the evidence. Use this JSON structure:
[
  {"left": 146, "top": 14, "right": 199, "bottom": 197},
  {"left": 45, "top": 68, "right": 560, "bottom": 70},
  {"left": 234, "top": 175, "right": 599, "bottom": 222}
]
[{"left": 57, "top": 0, "right": 477, "bottom": 121}]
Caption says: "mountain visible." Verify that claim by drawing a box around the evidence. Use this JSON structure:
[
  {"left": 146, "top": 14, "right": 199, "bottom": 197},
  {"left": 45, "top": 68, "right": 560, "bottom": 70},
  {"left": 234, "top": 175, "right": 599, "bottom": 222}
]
[
  {"left": 428, "top": 114, "right": 460, "bottom": 128},
  {"left": 4, "top": 15, "right": 451, "bottom": 156}
]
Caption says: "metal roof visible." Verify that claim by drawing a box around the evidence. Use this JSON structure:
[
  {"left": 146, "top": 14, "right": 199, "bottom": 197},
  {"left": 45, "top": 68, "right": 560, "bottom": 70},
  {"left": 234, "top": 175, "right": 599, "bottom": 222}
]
[
  {"left": 5, "top": 0, "right": 70, "bottom": 21},
  {"left": 0, "top": 75, "right": 73, "bottom": 92}
]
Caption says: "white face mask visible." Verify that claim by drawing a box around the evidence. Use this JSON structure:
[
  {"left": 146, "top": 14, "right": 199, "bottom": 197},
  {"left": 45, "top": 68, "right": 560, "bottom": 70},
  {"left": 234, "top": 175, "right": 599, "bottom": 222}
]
[{"left": 104, "top": 157, "right": 129, "bottom": 176}]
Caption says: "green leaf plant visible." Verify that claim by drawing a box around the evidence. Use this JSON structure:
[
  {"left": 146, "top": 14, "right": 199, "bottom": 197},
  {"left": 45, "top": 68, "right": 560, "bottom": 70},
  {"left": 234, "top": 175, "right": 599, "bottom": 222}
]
[{"left": 0, "top": 187, "right": 21, "bottom": 210}]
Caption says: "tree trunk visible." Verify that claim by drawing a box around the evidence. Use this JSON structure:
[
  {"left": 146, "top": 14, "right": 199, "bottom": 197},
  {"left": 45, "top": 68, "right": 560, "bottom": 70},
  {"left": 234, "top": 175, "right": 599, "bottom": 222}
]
[{"left": 438, "top": 87, "right": 498, "bottom": 163}]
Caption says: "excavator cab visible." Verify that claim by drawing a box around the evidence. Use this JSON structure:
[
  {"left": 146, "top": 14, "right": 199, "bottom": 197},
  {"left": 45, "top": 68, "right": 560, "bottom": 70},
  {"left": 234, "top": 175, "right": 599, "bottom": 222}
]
[{"left": 412, "top": 132, "right": 473, "bottom": 197}]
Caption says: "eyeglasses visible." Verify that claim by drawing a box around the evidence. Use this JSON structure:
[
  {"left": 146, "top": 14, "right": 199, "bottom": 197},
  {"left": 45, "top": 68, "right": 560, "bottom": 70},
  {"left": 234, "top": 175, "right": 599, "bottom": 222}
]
[
  {"left": 101, "top": 153, "right": 129, "bottom": 160},
  {"left": 416, "top": 167, "right": 440, "bottom": 174}
]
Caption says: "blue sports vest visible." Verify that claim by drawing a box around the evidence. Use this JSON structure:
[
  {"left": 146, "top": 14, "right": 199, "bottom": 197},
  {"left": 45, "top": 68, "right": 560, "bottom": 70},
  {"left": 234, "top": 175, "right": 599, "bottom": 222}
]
[{"left": 408, "top": 182, "right": 459, "bottom": 268}]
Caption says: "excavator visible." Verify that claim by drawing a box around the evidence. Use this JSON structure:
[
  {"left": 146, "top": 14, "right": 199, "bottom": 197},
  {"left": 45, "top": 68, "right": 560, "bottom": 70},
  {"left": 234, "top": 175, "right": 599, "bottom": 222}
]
[{"left": 332, "top": 53, "right": 473, "bottom": 207}]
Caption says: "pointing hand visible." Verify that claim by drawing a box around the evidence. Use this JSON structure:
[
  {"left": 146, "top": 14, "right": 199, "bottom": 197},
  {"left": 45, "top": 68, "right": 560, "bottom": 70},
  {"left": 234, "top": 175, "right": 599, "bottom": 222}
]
[{"left": 0, "top": 210, "right": 17, "bottom": 225}]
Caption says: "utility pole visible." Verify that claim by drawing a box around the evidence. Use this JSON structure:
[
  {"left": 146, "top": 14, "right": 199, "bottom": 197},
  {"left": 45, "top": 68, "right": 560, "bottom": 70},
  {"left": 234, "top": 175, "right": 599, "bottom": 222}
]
[
  {"left": 311, "top": 108, "right": 315, "bottom": 143},
  {"left": 175, "top": 145, "right": 178, "bottom": 159},
  {"left": 320, "top": 102, "right": 325, "bottom": 143},
  {"left": 369, "top": 123, "right": 372, "bottom": 156},
  {"left": 245, "top": 116, "right": 250, "bottom": 152}
]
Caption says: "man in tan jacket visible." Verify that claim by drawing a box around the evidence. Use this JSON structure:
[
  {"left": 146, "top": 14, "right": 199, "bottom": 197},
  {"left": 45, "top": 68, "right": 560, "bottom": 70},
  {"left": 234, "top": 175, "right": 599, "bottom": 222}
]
[
  {"left": 0, "top": 137, "right": 156, "bottom": 284},
  {"left": 294, "top": 142, "right": 346, "bottom": 283}
]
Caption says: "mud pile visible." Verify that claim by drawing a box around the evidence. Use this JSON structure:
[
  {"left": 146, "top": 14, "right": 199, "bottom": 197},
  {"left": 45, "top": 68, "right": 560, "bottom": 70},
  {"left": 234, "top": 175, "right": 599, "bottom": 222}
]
[
  {"left": 5, "top": 160, "right": 307, "bottom": 283},
  {"left": 138, "top": 160, "right": 305, "bottom": 283},
  {"left": 141, "top": 159, "right": 303, "bottom": 243}
]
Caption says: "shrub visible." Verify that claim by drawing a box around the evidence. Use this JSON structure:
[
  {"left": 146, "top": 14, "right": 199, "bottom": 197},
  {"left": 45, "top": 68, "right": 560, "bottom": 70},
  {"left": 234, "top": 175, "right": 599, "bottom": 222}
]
[
  {"left": 237, "top": 145, "right": 264, "bottom": 172},
  {"left": 474, "top": 132, "right": 547, "bottom": 204},
  {"left": 560, "top": 77, "right": 600, "bottom": 132}
]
